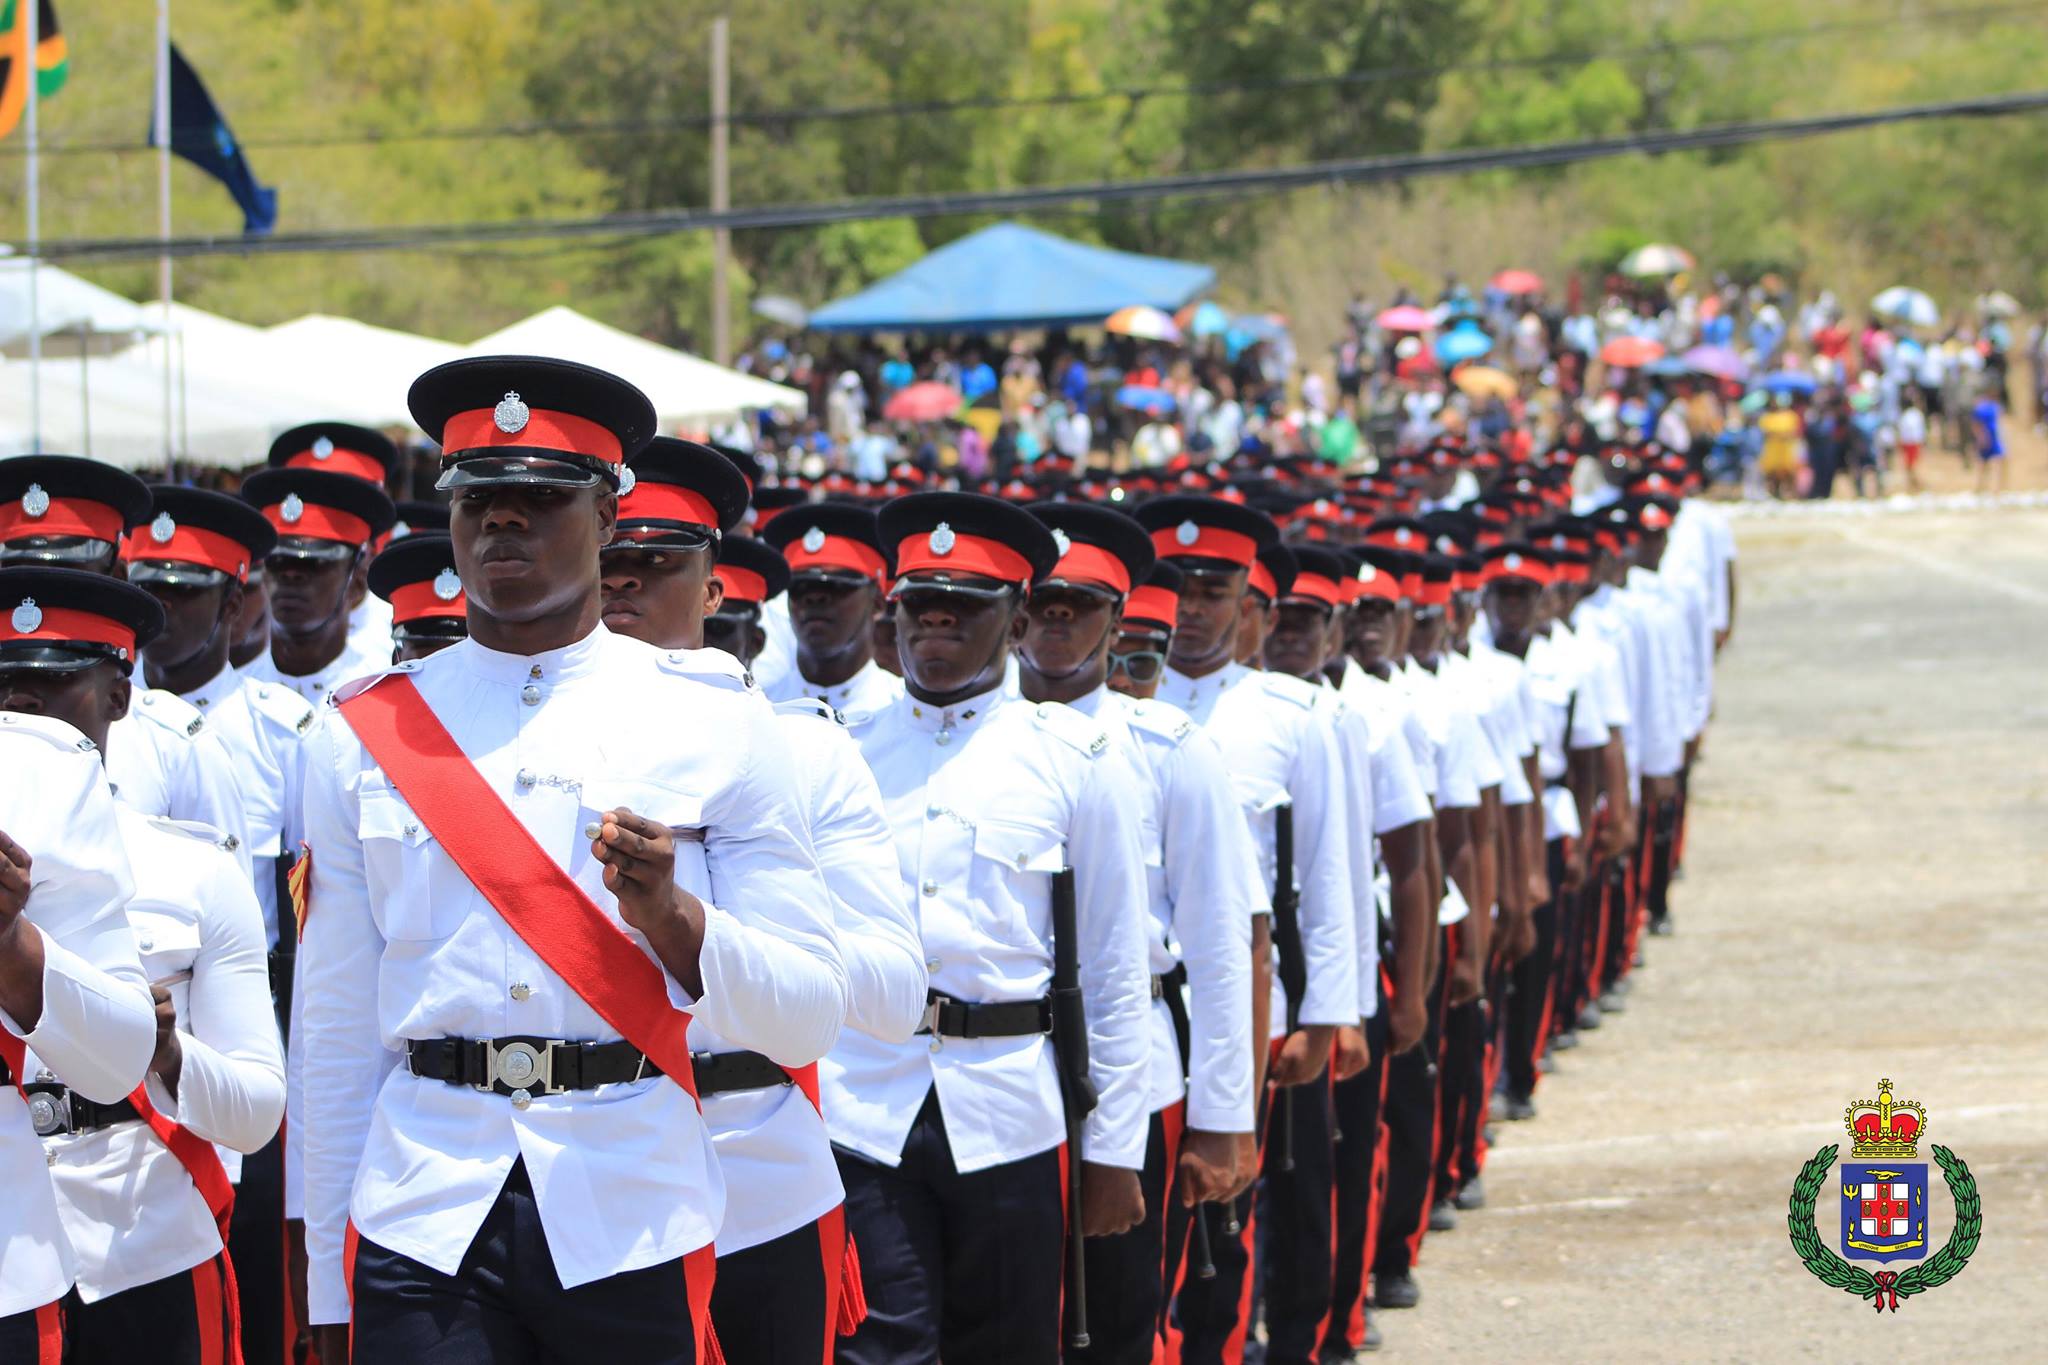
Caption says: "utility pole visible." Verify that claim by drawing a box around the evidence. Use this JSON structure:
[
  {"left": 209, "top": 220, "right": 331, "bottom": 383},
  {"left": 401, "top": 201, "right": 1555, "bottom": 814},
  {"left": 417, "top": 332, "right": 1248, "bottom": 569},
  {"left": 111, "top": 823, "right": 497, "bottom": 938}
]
[
  {"left": 709, "top": 15, "right": 731, "bottom": 366},
  {"left": 155, "top": 0, "right": 174, "bottom": 476},
  {"left": 24, "top": 0, "right": 41, "bottom": 448}
]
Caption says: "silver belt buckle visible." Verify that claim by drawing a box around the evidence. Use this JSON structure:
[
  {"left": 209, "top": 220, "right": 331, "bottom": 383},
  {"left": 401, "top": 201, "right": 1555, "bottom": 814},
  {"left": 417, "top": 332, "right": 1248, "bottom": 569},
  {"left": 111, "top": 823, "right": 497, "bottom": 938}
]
[
  {"left": 484, "top": 1039, "right": 565, "bottom": 1110},
  {"left": 916, "top": 996, "right": 943, "bottom": 1036},
  {"left": 28, "top": 1089, "right": 71, "bottom": 1138}
]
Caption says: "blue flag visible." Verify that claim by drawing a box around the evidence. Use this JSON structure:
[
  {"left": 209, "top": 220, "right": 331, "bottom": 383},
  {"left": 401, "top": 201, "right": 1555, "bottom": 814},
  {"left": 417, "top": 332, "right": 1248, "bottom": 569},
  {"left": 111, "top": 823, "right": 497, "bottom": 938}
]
[{"left": 149, "top": 43, "right": 276, "bottom": 236}]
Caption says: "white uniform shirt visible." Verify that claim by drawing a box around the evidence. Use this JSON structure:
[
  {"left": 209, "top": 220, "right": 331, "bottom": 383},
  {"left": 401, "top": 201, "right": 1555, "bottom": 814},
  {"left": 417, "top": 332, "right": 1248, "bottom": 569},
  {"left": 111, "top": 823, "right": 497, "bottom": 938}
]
[
  {"left": 180, "top": 665, "right": 315, "bottom": 948},
  {"left": 824, "top": 684, "right": 1155, "bottom": 1175},
  {"left": 1442, "top": 643, "right": 1537, "bottom": 806},
  {"left": 0, "top": 716, "right": 152, "bottom": 1319},
  {"left": 346, "top": 592, "right": 395, "bottom": 667},
  {"left": 765, "top": 656, "right": 904, "bottom": 718},
  {"left": 1579, "top": 580, "right": 1684, "bottom": 786},
  {"left": 1394, "top": 660, "right": 1493, "bottom": 810},
  {"left": 702, "top": 700, "right": 927, "bottom": 1255},
  {"left": 1072, "top": 687, "right": 1258, "bottom": 1133},
  {"left": 296, "top": 628, "right": 847, "bottom": 1324},
  {"left": 104, "top": 692, "right": 252, "bottom": 878},
  {"left": 1338, "top": 659, "right": 1438, "bottom": 806},
  {"left": 748, "top": 593, "right": 799, "bottom": 697},
  {"left": 45, "top": 809, "right": 285, "bottom": 1302},
  {"left": 1158, "top": 664, "right": 1359, "bottom": 1030},
  {"left": 243, "top": 635, "right": 390, "bottom": 710},
  {"left": 1520, "top": 629, "right": 1614, "bottom": 841}
]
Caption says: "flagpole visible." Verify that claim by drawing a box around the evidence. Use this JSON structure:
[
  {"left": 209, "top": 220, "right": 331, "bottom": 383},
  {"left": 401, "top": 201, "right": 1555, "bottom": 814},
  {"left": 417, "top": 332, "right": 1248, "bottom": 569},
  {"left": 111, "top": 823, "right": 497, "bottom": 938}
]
[
  {"left": 155, "top": 0, "right": 173, "bottom": 479},
  {"left": 25, "top": 0, "right": 43, "bottom": 449}
]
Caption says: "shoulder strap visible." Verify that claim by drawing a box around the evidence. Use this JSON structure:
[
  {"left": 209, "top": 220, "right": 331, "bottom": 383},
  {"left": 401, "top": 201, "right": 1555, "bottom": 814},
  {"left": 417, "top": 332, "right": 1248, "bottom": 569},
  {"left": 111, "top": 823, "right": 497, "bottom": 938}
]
[{"left": 337, "top": 675, "right": 700, "bottom": 1104}]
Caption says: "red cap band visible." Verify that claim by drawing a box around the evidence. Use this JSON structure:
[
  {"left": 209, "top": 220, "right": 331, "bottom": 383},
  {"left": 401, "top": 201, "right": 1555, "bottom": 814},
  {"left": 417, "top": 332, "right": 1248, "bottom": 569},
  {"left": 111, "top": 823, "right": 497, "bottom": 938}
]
[
  {"left": 1247, "top": 560, "right": 1279, "bottom": 601},
  {"left": 1415, "top": 579, "right": 1453, "bottom": 608},
  {"left": 1150, "top": 524, "right": 1258, "bottom": 568},
  {"left": 388, "top": 579, "right": 469, "bottom": 625},
  {"left": 263, "top": 502, "right": 371, "bottom": 547},
  {"left": 122, "top": 522, "right": 256, "bottom": 581},
  {"left": 1639, "top": 505, "right": 1673, "bottom": 531},
  {"left": 715, "top": 565, "right": 769, "bottom": 605},
  {"left": 1046, "top": 542, "right": 1132, "bottom": 596},
  {"left": 282, "top": 447, "right": 386, "bottom": 484},
  {"left": 618, "top": 481, "right": 720, "bottom": 531},
  {"left": 1352, "top": 566, "right": 1402, "bottom": 602},
  {"left": 894, "top": 529, "right": 1035, "bottom": 585},
  {"left": 1, "top": 604, "right": 136, "bottom": 657},
  {"left": 1482, "top": 554, "right": 1550, "bottom": 587},
  {"left": 0, "top": 496, "right": 126, "bottom": 545},
  {"left": 1400, "top": 573, "right": 1421, "bottom": 599},
  {"left": 1123, "top": 584, "right": 1180, "bottom": 631},
  {"left": 785, "top": 533, "right": 887, "bottom": 583},
  {"left": 442, "top": 406, "right": 623, "bottom": 465},
  {"left": 1284, "top": 573, "right": 1345, "bottom": 608},
  {"left": 1365, "top": 527, "right": 1425, "bottom": 551}
]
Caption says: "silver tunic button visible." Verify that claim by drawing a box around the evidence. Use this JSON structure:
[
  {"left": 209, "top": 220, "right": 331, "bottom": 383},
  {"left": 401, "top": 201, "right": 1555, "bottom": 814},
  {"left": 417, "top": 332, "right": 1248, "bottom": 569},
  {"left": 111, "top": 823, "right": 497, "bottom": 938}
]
[
  {"left": 521, "top": 684, "right": 541, "bottom": 706},
  {"left": 403, "top": 823, "right": 420, "bottom": 839},
  {"left": 510, "top": 1088, "right": 533, "bottom": 1110},
  {"left": 46, "top": 1150, "right": 57, "bottom": 1167},
  {"left": 920, "top": 880, "right": 938, "bottom": 896},
  {"left": 925, "top": 957, "right": 941, "bottom": 972},
  {"left": 138, "top": 937, "right": 154, "bottom": 952},
  {"left": 516, "top": 769, "right": 536, "bottom": 787},
  {"left": 510, "top": 982, "right": 532, "bottom": 1001},
  {"left": 928, "top": 1037, "right": 942, "bottom": 1054},
  {"left": 935, "top": 730, "right": 952, "bottom": 746}
]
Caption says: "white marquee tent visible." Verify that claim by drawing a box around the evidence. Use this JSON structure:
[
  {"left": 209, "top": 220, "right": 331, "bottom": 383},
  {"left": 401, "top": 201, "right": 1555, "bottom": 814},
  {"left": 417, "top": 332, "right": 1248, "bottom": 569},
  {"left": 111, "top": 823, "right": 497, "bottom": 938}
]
[{"left": 263, "top": 315, "right": 465, "bottom": 428}]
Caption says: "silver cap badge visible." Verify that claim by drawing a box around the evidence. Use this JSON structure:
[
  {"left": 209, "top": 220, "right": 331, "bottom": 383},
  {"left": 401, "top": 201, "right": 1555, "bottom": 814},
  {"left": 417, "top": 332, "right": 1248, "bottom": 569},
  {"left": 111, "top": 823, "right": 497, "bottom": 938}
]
[
  {"left": 1174, "top": 519, "right": 1200, "bottom": 547},
  {"left": 617, "top": 467, "right": 637, "bottom": 496},
  {"left": 311, "top": 435, "right": 335, "bottom": 460},
  {"left": 493, "top": 391, "right": 531, "bottom": 435},
  {"left": 432, "top": 567, "right": 463, "bottom": 602},
  {"left": 1051, "top": 527, "right": 1072, "bottom": 557},
  {"left": 1504, "top": 553, "right": 1523, "bottom": 571},
  {"left": 929, "top": 521, "right": 956, "bottom": 556},
  {"left": 21, "top": 483, "right": 50, "bottom": 519},
  {"left": 280, "top": 493, "right": 305, "bottom": 524},
  {"left": 150, "top": 512, "right": 177, "bottom": 544},
  {"left": 11, "top": 598, "right": 42, "bottom": 633},
  {"left": 801, "top": 526, "right": 827, "bottom": 554}
]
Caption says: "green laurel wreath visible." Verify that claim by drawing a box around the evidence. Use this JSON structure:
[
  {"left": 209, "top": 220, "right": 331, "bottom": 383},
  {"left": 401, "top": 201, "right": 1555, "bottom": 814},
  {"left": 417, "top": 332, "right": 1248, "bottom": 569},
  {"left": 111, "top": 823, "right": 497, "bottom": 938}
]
[{"left": 1787, "top": 1143, "right": 1981, "bottom": 1305}]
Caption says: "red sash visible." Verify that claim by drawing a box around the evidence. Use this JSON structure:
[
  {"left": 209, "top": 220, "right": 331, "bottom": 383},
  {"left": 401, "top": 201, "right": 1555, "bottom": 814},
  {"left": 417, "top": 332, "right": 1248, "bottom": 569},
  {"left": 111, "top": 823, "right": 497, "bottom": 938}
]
[
  {"left": 336, "top": 675, "right": 700, "bottom": 1104},
  {"left": 130, "top": 1082, "right": 246, "bottom": 1365},
  {"left": 0, "top": 1032, "right": 22, "bottom": 1097}
]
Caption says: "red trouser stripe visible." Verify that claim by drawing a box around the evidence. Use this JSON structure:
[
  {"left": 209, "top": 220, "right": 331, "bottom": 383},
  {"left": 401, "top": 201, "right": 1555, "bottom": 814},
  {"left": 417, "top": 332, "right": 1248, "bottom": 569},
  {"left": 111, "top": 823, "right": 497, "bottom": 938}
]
[{"left": 33, "top": 1302, "right": 61, "bottom": 1365}]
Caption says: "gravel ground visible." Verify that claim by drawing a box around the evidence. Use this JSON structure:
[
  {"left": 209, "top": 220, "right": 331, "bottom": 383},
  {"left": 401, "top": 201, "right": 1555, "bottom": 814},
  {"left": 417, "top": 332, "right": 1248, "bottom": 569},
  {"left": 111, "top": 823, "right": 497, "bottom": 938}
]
[{"left": 1372, "top": 507, "right": 2048, "bottom": 1362}]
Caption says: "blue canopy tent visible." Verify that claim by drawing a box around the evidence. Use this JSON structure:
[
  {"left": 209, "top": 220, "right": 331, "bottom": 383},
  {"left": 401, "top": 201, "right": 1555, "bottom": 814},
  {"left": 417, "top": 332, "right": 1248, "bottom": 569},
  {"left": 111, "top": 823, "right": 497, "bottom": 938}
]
[{"left": 806, "top": 222, "right": 1216, "bottom": 333}]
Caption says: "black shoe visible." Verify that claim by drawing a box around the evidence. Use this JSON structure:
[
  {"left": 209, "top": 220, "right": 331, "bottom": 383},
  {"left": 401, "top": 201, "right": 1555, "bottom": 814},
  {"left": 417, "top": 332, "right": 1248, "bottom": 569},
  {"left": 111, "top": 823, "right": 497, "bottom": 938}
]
[
  {"left": 1551, "top": 1029, "right": 1579, "bottom": 1051},
  {"left": 1455, "top": 1177, "right": 1487, "bottom": 1210},
  {"left": 1374, "top": 1271, "right": 1421, "bottom": 1310},
  {"left": 1577, "top": 1002, "right": 1603, "bottom": 1030},
  {"left": 1538, "top": 1049, "right": 1557, "bottom": 1073},
  {"left": 1649, "top": 915, "right": 1674, "bottom": 937},
  {"left": 1598, "top": 990, "right": 1626, "bottom": 1014},
  {"left": 1489, "top": 1091, "right": 1508, "bottom": 1122},
  {"left": 1633, "top": 949, "right": 1647, "bottom": 967},
  {"left": 1611, "top": 977, "right": 1632, "bottom": 996},
  {"left": 1362, "top": 1318, "right": 1383, "bottom": 1352},
  {"left": 1505, "top": 1093, "right": 1537, "bottom": 1121},
  {"left": 1428, "top": 1199, "right": 1458, "bottom": 1232}
]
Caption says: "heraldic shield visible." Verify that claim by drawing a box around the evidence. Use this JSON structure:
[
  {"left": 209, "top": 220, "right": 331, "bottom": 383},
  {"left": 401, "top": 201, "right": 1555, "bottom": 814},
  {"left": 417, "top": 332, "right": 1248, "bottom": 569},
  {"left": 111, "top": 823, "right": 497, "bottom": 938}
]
[{"left": 1841, "top": 1162, "right": 1929, "bottom": 1263}]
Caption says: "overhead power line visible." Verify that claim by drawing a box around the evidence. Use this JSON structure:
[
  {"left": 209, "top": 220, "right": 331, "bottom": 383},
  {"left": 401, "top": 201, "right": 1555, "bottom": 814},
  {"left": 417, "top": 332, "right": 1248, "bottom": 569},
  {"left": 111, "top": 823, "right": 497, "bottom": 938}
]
[
  {"left": 2, "top": 0, "right": 2039, "bottom": 158},
  {"left": 28, "top": 89, "right": 2048, "bottom": 265}
]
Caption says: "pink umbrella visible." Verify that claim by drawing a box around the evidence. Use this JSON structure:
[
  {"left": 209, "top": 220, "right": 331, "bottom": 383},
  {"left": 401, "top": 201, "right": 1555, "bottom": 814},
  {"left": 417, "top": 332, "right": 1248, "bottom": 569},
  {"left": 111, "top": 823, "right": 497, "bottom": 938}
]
[
  {"left": 1376, "top": 304, "right": 1436, "bottom": 333},
  {"left": 882, "top": 381, "right": 964, "bottom": 423},
  {"left": 1491, "top": 269, "right": 1543, "bottom": 295},
  {"left": 1681, "top": 343, "right": 1746, "bottom": 382},
  {"left": 1599, "top": 336, "right": 1665, "bottom": 369}
]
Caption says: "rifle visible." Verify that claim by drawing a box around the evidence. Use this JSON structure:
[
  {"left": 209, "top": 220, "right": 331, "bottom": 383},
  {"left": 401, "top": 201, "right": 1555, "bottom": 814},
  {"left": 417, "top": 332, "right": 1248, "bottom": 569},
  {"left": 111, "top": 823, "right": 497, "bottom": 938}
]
[
  {"left": 1269, "top": 802, "right": 1308, "bottom": 1172},
  {"left": 1050, "top": 865, "right": 1096, "bottom": 1350},
  {"left": 1159, "top": 962, "right": 1218, "bottom": 1281}
]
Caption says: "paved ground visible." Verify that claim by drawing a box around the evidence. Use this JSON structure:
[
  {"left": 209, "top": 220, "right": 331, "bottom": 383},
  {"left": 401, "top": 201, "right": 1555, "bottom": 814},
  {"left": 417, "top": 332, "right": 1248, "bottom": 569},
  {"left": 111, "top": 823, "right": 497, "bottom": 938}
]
[{"left": 1379, "top": 507, "right": 2048, "bottom": 1361}]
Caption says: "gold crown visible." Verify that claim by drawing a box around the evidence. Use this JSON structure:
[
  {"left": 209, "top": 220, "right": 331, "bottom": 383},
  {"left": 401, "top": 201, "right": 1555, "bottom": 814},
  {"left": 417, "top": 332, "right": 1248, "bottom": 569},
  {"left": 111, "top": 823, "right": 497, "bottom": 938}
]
[{"left": 1844, "top": 1079, "right": 1926, "bottom": 1159}]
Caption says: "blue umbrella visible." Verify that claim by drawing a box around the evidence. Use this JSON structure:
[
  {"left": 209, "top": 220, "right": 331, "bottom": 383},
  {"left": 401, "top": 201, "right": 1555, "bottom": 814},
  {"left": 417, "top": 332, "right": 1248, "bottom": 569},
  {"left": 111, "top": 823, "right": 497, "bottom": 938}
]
[
  {"left": 1116, "top": 384, "right": 1177, "bottom": 416},
  {"left": 1188, "top": 301, "right": 1231, "bottom": 337},
  {"left": 1759, "top": 371, "right": 1818, "bottom": 395},
  {"left": 1644, "top": 356, "right": 1691, "bottom": 378},
  {"left": 1434, "top": 321, "right": 1493, "bottom": 365}
]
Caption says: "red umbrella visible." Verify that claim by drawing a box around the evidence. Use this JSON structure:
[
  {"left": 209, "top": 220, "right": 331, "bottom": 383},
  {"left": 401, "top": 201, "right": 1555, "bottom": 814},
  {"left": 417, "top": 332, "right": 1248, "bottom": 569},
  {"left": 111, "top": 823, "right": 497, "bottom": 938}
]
[
  {"left": 1395, "top": 350, "right": 1439, "bottom": 379},
  {"left": 1491, "top": 269, "right": 1543, "bottom": 295},
  {"left": 1599, "top": 336, "right": 1665, "bottom": 368},
  {"left": 882, "top": 381, "right": 965, "bottom": 423},
  {"left": 1376, "top": 305, "right": 1436, "bottom": 333}
]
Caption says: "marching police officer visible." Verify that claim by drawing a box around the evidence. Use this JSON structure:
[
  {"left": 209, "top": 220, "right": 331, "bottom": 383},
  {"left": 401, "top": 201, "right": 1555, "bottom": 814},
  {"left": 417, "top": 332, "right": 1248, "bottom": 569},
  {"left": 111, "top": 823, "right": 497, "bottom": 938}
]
[
  {"left": 266, "top": 421, "right": 405, "bottom": 666},
  {"left": 367, "top": 531, "right": 470, "bottom": 662},
  {"left": 237, "top": 467, "right": 396, "bottom": 708},
  {"left": 758, "top": 503, "right": 903, "bottom": 715}
]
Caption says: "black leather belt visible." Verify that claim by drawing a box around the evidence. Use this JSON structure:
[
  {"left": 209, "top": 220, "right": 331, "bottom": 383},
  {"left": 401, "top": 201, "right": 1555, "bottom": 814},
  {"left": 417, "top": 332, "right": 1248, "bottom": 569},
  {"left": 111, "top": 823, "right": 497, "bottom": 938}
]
[
  {"left": 916, "top": 991, "right": 1054, "bottom": 1040},
  {"left": 24, "top": 1084, "right": 140, "bottom": 1138},
  {"left": 692, "top": 1050, "right": 792, "bottom": 1098},
  {"left": 408, "top": 1037, "right": 661, "bottom": 1107}
]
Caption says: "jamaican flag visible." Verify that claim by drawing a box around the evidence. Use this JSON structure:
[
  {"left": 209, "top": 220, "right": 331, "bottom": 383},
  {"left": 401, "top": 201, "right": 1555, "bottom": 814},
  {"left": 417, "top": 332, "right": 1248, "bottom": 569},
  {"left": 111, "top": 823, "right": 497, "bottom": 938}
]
[{"left": 0, "top": 0, "right": 67, "bottom": 140}]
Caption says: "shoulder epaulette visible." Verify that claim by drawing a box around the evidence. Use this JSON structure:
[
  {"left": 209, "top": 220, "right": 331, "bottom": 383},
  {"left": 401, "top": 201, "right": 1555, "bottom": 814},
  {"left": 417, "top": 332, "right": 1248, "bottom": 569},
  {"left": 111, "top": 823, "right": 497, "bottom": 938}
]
[
  {"left": 331, "top": 660, "right": 422, "bottom": 707},
  {"left": 133, "top": 688, "right": 207, "bottom": 737},
  {"left": 1259, "top": 671, "right": 1322, "bottom": 710},
  {"left": 658, "top": 647, "right": 757, "bottom": 693},
  {"left": 1030, "top": 700, "right": 1111, "bottom": 757},
  {"left": 144, "top": 814, "right": 234, "bottom": 850},
  {"left": 773, "top": 696, "right": 844, "bottom": 726},
  {"left": 1124, "top": 698, "right": 1197, "bottom": 746},
  {"left": 0, "top": 711, "right": 99, "bottom": 753},
  {"left": 248, "top": 681, "right": 319, "bottom": 735}
]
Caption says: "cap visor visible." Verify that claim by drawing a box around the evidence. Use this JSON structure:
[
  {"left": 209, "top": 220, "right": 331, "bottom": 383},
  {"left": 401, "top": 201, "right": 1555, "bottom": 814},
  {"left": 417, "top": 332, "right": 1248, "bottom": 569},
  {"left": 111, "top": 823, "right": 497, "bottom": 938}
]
[
  {"left": 888, "top": 571, "right": 1015, "bottom": 601},
  {"left": 0, "top": 538, "right": 118, "bottom": 568},
  {"left": 267, "top": 538, "right": 359, "bottom": 566},
  {"left": 436, "top": 455, "right": 609, "bottom": 492},
  {"left": 0, "top": 644, "right": 125, "bottom": 674},
  {"left": 125, "top": 561, "right": 233, "bottom": 589}
]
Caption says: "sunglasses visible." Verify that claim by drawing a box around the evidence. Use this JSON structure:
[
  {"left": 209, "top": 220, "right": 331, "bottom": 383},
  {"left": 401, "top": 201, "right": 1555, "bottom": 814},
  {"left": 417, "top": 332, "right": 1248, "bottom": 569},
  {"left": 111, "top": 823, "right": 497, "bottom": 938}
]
[{"left": 1107, "top": 648, "right": 1166, "bottom": 685}]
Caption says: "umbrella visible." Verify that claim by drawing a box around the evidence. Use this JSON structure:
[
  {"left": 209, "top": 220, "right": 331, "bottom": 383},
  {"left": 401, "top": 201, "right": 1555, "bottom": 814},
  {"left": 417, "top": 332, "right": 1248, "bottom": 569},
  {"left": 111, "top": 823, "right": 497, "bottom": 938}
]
[
  {"left": 883, "top": 381, "right": 964, "bottom": 422},
  {"left": 1230, "top": 312, "right": 1289, "bottom": 342},
  {"left": 1758, "top": 371, "right": 1817, "bottom": 395},
  {"left": 1452, "top": 365, "right": 1517, "bottom": 400},
  {"left": 1176, "top": 300, "right": 1230, "bottom": 337},
  {"left": 1376, "top": 304, "right": 1436, "bottom": 333},
  {"left": 1115, "top": 384, "right": 1177, "bottom": 416},
  {"left": 1395, "top": 350, "right": 1439, "bottom": 379},
  {"left": 1490, "top": 269, "right": 1543, "bottom": 295},
  {"left": 1105, "top": 305, "right": 1182, "bottom": 343},
  {"left": 1434, "top": 321, "right": 1494, "bottom": 365},
  {"left": 1871, "top": 286, "right": 1938, "bottom": 329},
  {"left": 1681, "top": 343, "right": 1746, "bottom": 382},
  {"left": 1976, "top": 290, "right": 2021, "bottom": 318},
  {"left": 751, "top": 294, "right": 809, "bottom": 328},
  {"left": 1618, "top": 243, "right": 1696, "bottom": 277},
  {"left": 1644, "top": 356, "right": 1691, "bottom": 378},
  {"left": 1599, "top": 336, "right": 1666, "bottom": 368}
]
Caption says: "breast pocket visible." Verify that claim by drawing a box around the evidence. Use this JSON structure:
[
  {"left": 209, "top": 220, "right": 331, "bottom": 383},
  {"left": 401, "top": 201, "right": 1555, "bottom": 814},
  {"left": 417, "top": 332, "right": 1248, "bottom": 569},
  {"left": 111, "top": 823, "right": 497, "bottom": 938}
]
[
  {"left": 970, "top": 817, "right": 1066, "bottom": 950},
  {"left": 131, "top": 911, "right": 201, "bottom": 1022},
  {"left": 580, "top": 781, "right": 710, "bottom": 902},
  {"left": 357, "top": 786, "right": 453, "bottom": 941}
]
